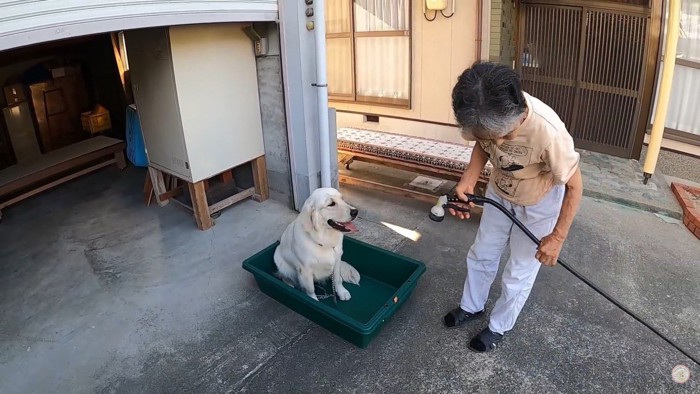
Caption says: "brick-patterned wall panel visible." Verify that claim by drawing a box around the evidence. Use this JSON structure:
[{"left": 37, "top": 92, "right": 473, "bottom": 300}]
[{"left": 489, "top": 0, "right": 518, "bottom": 67}]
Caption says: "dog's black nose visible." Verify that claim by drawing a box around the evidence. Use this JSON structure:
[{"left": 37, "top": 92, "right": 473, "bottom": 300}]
[{"left": 350, "top": 208, "right": 358, "bottom": 219}]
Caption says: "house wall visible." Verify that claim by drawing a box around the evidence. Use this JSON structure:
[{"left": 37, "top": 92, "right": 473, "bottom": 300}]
[
  {"left": 278, "top": 0, "right": 342, "bottom": 211},
  {"left": 489, "top": 0, "right": 518, "bottom": 67},
  {"left": 253, "top": 22, "right": 294, "bottom": 206},
  {"left": 330, "top": 0, "right": 481, "bottom": 127}
]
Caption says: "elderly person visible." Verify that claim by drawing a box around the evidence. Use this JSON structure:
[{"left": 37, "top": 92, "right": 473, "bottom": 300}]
[{"left": 443, "top": 62, "right": 583, "bottom": 352}]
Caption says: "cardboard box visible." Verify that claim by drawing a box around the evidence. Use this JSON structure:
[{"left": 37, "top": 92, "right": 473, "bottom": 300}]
[
  {"left": 81, "top": 104, "right": 112, "bottom": 134},
  {"left": 50, "top": 65, "right": 82, "bottom": 79},
  {"left": 3, "top": 83, "right": 25, "bottom": 104}
]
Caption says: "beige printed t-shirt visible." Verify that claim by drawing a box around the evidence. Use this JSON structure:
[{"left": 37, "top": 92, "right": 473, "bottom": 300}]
[{"left": 477, "top": 92, "right": 580, "bottom": 206}]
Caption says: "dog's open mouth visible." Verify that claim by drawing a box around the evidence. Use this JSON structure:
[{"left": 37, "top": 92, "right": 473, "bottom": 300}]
[{"left": 328, "top": 219, "right": 358, "bottom": 233}]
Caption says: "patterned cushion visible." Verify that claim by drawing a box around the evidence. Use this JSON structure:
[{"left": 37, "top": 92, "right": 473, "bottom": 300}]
[{"left": 337, "top": 127, "right": 492, "bottom": 179}]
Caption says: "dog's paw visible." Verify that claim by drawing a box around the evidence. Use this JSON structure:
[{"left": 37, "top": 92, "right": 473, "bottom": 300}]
[
  {"left": 308, "top": 293, "right": 320, "bottom": 301},
  {"left": 340, "top": 261, "right": 361, "bottom": 285},
  {"left": 337, "top": 287, "right": 351, "bottom": 301}
]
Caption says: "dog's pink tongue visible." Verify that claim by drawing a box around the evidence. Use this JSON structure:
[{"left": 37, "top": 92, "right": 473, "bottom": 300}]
[{"left": 344, "top": 222, "right": 358, "bottom": 233}]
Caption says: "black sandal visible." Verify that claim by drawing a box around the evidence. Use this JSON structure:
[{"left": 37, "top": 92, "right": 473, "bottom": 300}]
[
  {"left": 468, "top": 327, "right": 504, "bottom": 352},
  {"left": 443, "top": 307, "right": 483, "bottom": 328}
]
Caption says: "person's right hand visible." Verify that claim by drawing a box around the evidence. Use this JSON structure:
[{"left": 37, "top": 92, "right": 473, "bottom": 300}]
[{"left": 449, "top": 182, "right": 475, "bottom": 220}]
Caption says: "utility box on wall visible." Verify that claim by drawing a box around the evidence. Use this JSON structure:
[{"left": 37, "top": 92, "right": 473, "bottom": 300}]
[{"left": 124, "top": 23, "right": 265, "bottom": 183}]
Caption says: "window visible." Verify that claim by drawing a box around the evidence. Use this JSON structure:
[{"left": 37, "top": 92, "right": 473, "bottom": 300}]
[
  {"left": 325, "top": 0, "right": 411, "bottom": 107},
  {"left": 651, "top": 0, "right": 700, "bottom": 143}
]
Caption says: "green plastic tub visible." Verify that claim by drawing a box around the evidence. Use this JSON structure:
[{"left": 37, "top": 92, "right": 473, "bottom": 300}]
[{"left": 242, "top": 237, "right": 426, "bottom": 348}]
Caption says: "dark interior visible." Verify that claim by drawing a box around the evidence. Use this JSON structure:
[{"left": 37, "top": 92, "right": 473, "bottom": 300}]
[{"left": 0, "top": 34, "right": 128, "bottom": 170}]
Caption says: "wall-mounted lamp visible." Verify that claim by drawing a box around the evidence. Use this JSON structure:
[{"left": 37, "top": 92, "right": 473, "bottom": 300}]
[{"left": 424, "top": 0, "right": 455, "bottom": 22}]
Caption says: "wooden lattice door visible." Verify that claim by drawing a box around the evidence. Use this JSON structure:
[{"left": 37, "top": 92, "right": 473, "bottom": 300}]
[{"left": 517, "top": 0, "right": 662, "bottom": 158}]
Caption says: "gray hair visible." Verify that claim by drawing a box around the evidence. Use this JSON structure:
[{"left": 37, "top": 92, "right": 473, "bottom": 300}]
[{"left": 452, "top": 62, "right": 527, "bottom": 140}]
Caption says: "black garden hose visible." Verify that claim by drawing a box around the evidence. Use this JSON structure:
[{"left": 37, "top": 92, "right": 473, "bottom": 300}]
[{"left": 452, "top": 193, "right": 699, "bottom": 366}]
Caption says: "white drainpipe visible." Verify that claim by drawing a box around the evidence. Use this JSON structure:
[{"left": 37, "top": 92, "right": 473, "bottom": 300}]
[{"left": 313, "top": 0, "right": 332, "bottom": 188}]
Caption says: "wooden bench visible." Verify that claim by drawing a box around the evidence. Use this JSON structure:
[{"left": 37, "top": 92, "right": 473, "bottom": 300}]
[
  {"left": 336, "top": 127, "right": 492, "bottom": 204},
  {"left": 0, "top": 136, "right": 126, "bottom": 222}
]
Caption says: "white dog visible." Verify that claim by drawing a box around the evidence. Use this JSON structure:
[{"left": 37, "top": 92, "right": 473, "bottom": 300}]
[{"left": 273, "top": 187, "right": 361, "bottom": 301}]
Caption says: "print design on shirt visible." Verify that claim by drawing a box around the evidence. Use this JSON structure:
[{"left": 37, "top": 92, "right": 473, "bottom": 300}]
[
  {"left": 496, "top": 144, "right": 533, "bottom": 172},
  {"left": 494, "top": 172, "right": 520, "bottom": 196}
]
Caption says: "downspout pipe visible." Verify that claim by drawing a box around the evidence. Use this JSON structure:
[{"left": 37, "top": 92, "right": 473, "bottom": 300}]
[
  {"left": 314, "top": 0, "right": 332, "bottom": 188},
  {"left": 476, "top": 0, "right": 483, "bottom": 61},
  {"left": 643, "top": 0, "right": 680, "bottom": 184}
]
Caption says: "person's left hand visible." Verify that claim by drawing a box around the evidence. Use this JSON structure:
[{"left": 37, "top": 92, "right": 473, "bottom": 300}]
[{"left": 536, "top": 233, "right": 565, "bottom": 266}]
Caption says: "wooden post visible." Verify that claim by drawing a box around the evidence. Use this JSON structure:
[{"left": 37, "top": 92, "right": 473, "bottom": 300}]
[
  {"left": 188, "top": 181, "right": 214, "bottom": 230},
  {"left": 115, "top": 150, "right": 127, "bottom": 170},
  {"left": 221, "top": 170, "right": 234, "bottom": 184},
  {"left": 143, "top": 173, "right": 154, "bottom": 206},
  {"left": 251, "top": 155, "right": 269, "bottom": 202},
  {"left": 148, "top": 167, "right": 169, "bottom": 207}
]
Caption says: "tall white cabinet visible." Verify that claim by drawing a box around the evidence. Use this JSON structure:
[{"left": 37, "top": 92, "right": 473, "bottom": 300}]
[{"left": 125, "top": 23, "right": 265, "bottom": 183}]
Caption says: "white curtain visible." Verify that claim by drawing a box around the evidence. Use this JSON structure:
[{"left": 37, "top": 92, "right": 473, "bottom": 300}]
[
  {"left": 653, "top": 0, "right": 700, "bottom": 136},
  {"left": 678, "top": 0, "right": 700, "bottom": 61},
  {"left": 354, "top": 0, "right": 410, "bottom": 102},
  {"left": 326, "top": 0, "right": 353, "bottom": 96},
  {"left": 353, "top": 0, "right": 409, "bottom": 31},
  {"left": 325, "top": 0, "right": 410, "bottom": 103}
]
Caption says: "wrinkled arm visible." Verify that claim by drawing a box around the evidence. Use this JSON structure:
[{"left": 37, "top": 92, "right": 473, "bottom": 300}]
[
  {"left": 536, "top": 166, "right": 582, "bottom": 266},
  {"left": 551, "top": 166, "right": 583, "bottom": 241},
  {"left": 459, "top": 142, "right": 489, "bottom": 188},
  {"left": 450, "top": 142, "right": 489, "bottom": 219}
]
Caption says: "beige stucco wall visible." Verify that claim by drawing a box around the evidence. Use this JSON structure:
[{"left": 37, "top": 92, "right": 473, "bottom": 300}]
[{"left": 330, "top": 0, "right": 480, "bottom": 126}]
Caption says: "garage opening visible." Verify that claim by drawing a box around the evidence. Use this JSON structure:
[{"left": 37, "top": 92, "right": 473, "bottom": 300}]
[
  {"left": 0, "top": 22, "right": 292, "bottom": 227},
  {"left": 0, "top": 34, "right": 128, "bottom": 161}
]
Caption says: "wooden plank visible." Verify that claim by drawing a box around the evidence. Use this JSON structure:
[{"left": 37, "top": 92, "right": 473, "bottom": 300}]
[
  {"left": 208, "top": 187, "right": 255, "bottom": 214},
  {"left": 0, "top": 145, "right": 125, "bottom": 196},
  {"left": 158, "top": 186, "right": 185, "bottom": 201},
  {"left": 251, "top": 155, "right": 269, "bottom": 202},
  {"left": 114, "top": 149, "right": 126, "bottom": 170},
  {"left": 338, "top": 153, "right": 354, "bottom": 170},
  {"left": 339, "top": 174, "right": 440, "bottom": 204},
  {"left": 221, "top": 170, "right": 234, "bottom": 183},
  {"left": 110, "top": 33, "right": 128, "bottom": 98},
  {"left": 148, "top": 167, "right": 169, "bottom": 207},
  {"left": 0, "top": 136, "right": 124, "bottom": 186},
  {"left": 339, "top": 174, "right": 484, "bottom": 215},
  {"left": 0, "top": 159, "right": 115, "bottom": 210},
  {"left": 188, "top": 181, "right": 214, "bottom": 230},
  {"left": 143, "top": 173, "right": 154, "bottom": 206}
]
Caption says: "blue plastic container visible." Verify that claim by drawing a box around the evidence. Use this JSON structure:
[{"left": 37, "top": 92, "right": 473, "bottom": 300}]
[{"left": 125, "top": 104, "right": 148, "bottom": 167}]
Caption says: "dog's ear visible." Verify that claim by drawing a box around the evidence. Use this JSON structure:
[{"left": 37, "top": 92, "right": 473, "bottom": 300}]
[
  {"left": 300, "top": 196, "right": 323, "bottom": 233},
  {"left": 311, "top": 203, "right": 323, "bottom": 232}
]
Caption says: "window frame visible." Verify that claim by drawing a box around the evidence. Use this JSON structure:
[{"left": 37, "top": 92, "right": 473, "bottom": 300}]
[{"left": 326, "top": 0, "right": 412, "bottom": 109}]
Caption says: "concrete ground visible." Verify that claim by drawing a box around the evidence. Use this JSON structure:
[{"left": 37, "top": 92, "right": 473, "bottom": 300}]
[
  {"left": 0, "top": 166, "right": 699, "bottom": 393},
  {"left": 640, "top": 145, "right": 700, "bottom": 185},
  {"left": 576, "top": 149, "right": 682, "bottom": 219}
]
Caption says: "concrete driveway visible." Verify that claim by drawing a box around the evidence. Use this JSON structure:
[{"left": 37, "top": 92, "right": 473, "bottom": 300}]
[{"left": 0, "top": 168, "right": 698, "bottom": 393}]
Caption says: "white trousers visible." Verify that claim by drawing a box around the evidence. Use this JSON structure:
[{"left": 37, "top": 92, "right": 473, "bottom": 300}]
[{"left": 460, "top": 184, "right": 565, "bottom": 335}]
